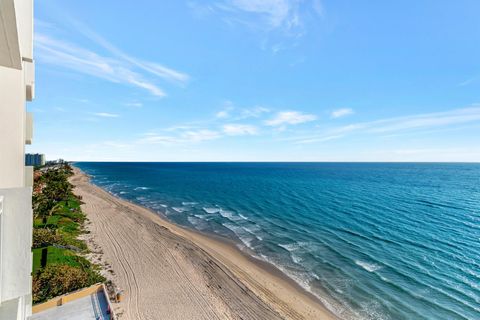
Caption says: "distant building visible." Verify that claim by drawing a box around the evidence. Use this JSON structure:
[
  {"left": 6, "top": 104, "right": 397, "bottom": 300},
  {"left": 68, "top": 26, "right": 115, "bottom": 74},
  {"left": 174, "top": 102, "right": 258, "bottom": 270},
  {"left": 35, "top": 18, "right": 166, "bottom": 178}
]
[
  {"left": 0, "top": 0, "right": 35, "bottom": 319},
  {"left": 25, "top": 153, "right": 45, "bottom": 167}
]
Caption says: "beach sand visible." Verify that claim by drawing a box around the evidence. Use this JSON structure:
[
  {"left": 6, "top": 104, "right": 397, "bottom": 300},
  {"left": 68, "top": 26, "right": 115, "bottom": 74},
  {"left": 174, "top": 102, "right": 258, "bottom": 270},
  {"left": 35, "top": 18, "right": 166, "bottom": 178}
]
[{"left": 70, "top": 167, "right": 337, "bottom": 320}]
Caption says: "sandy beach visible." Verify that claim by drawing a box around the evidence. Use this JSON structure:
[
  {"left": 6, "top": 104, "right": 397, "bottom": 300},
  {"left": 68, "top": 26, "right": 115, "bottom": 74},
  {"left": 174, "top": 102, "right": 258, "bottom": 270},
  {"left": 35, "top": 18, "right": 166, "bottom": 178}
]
[{"left": 70, "top": 167, "right": 337, "bottom": 320}]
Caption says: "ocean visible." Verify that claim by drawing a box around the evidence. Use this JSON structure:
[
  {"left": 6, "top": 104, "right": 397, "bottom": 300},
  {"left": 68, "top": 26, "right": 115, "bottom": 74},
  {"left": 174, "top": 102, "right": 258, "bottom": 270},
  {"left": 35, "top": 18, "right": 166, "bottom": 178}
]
[{"left": 74, "top": 162, "right": 480, "bottom": 320}]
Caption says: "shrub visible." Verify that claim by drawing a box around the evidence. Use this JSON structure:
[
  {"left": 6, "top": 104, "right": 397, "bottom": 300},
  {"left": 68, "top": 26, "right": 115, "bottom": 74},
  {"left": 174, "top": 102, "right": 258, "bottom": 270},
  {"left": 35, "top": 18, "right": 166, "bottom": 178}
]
[
  {"left": 32, "top": 265, "right": 105, "bottom": 303},
  {"left": 32, "top": 229, "right": 62, "bottom": 249}
]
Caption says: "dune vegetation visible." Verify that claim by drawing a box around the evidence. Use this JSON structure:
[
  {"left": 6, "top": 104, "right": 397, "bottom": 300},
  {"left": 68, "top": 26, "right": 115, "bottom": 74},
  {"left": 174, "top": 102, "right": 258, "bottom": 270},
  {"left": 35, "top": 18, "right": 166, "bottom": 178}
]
[{"left": 31, "top": 162, "right": 104, "bottom": 303}]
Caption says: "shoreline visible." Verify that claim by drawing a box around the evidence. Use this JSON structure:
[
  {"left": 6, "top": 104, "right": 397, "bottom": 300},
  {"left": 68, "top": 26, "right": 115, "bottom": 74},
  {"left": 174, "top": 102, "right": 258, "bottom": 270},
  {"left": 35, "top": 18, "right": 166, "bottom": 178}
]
[{"left": 71, "top": 166, "right": 338, "bottom": 319}]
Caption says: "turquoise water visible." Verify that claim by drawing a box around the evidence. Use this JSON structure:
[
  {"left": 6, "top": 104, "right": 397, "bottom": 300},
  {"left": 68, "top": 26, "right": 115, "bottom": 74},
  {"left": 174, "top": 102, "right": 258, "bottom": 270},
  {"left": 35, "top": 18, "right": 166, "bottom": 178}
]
[{"left": 75, "top": 162, "right": 480, "bottom": 320}]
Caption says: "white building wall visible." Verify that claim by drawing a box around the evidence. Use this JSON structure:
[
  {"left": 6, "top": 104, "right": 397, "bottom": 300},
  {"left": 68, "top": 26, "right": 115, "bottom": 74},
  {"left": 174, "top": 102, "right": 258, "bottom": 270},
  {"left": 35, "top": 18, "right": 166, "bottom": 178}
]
[
  {"left": 0, "top": 0, "right": 35, "bottom": 319},
  {"left": 0, "top": 66, "right": 26, "bottom": 189},
  {"left": 0, "top": 189, "right": 33, "bottom": 303},
  {"left": 13, "top": 0, "right": 33, "bottom": 61}
]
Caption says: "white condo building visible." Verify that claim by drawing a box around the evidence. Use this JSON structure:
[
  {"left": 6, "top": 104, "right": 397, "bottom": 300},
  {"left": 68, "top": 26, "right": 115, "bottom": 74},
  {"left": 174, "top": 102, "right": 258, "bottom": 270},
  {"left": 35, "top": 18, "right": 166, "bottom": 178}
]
[{"left": 0, "top": 0, "right": 35, "bottom": 319}]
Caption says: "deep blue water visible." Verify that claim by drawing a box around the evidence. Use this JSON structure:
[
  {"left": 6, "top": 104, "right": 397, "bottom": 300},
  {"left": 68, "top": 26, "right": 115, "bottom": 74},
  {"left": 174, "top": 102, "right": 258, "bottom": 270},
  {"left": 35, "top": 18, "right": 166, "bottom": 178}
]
[{"left": 75, "top": 162, "right": 480, "bottom": 320}]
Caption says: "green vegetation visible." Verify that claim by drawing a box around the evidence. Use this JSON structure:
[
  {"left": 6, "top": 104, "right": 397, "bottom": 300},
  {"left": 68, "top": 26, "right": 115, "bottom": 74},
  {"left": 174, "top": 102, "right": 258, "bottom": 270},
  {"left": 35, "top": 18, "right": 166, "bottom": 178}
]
[
  {"left": 32, "top": 164, "right": 105, "bottom": 304},
  {"left": 32, "top": 264, "right": 105, "bottom": 303},
  {"left": 32, "top": 246, "right": 93, "bottom": 272}
]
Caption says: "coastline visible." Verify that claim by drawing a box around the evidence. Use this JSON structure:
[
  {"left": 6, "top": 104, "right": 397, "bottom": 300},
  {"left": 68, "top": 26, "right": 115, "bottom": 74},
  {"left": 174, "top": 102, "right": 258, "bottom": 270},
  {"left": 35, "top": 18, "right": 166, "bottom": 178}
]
[{"left": 70, "top": 166, "right": 338, "bottom": 320}]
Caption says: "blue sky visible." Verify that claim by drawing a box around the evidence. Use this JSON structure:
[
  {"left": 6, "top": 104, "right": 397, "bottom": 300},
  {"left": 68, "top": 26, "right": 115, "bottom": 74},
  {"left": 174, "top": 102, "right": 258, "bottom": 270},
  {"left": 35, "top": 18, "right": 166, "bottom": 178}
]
[{"left": 28, "top": 0, "right": 480, "bottom": 161}]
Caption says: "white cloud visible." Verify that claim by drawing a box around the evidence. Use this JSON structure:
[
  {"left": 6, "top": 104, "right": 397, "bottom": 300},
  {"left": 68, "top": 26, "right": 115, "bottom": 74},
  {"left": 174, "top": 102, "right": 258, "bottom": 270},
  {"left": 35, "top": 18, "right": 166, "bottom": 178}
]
[
  {"left": 92, "top": 112, "right": 120, "bottom": 118},
  {"left": 223, "top": 124, "right": 258, "bottom": 135},
  {"left": 238, "top": 106, "right": 270, "bottom": 119},
  {"left": 191, "top": 0, "right": 324, "bottom": 38},
  {"left": 331, "top": 108, "right": 354, "bottom": 119},
  {"left": 138, "top": 129, "right": 221, "bottom": 145},
  {"left": 369, "top": 107, "right": 480, "bottom": 133},
  {"left": 182, "top": 129, "right": 221, "bottom": 142},
  {"left": 217, "top": 103, "right": 270, "bottom": 120},
  {"left": 265, "top": 111, "right": 317, "bottom": 126},
  {"left": 138, "top": 135, "right": 179, "bottom": 145},
  {"left": 312, "top": 0, "right": 325, "bottom": 16},
  {"left": 66, "top": 17, "right": 190, "bottom": 85},
  {"left": 125, "top": 102, "right": 143, "bottom": 108},
  {"left": 216, "top": 110, "right": 231, "bottom": 119},
  {"left": 36, "top": 34, "right": 167, "bottom": 97},
  {"left": 187, "top": 2, "right": 217, "bottom": 18},
  {"left": 141, "top": 62, "right": 190, "bottom": 84},
  {"left": 164, "top": 125, "right": 199, "bottom": 132},
  {"left": 229, "top": 0, "right": 291, "bottom": 28},
  {"left": 215, "top": 101, "right": 235, "bottom": 118},
  {"left": 35, "top": 14, "right": 189, "bottom": 97},
  {"left": 296, "top": 134, "right": 343, "bottom": 144},
  {"left": 287, "top": 106, "right": 480, "bottom": 144},
  {"left": 458, "top": 77, "right": 477, "bottom": 87},
  {"left": 102, "top": 141, "right": 132, "bottom": 149}
]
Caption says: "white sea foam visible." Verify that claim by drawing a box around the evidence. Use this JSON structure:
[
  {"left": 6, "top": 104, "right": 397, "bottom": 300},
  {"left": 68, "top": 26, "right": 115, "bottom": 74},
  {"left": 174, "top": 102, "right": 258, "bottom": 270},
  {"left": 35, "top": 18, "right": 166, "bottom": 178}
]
[
  {"left": 244, "top": 225, "right": 261, "bottom": 233},
  {"left": 188, "top": 216, "right": 206, "bottom": 230},
  {"left": 172, "top": 207, "right": 188, "bottom": 213},
  {"left": 222, "top": 222, "right": 255, "bottom": 249},
  {"left": 278, "top": 243, "right": 300, "bottom": 252},
  {"left": 134, "top": 186, "right": 149, "bottom": 191},
  {"left": 291, "top": 254, "right": 304, "bottom": 264},
  {"left": 238, "top": 213, "right": 249, "bottom": 220},
  {"left": 160, "top": 204, "right": 168, "bottom": 208},
  {"left": 220, "top": 209, "right": 244, "bottom": 221},
  {"left": 243, "top": 225, "right": 263, "bottom": 241},
  {"left": 182, "top": 202, "right": 198, "bottom": 206},
  {"left": 258, "top": 254, "right": 313, "bottom": 291},
  {"left": 355, "top": 260, "right": 382, "bottom": 272},
  {"left": 119, "top": 191, "right": 127, "bottom": 194},
  {"left": 254, "top": 253, "right": 354, "bottom": 320},
  {"left": 278, "top": 242, "right": 307, "bottom": 264},
  {"left": 203, "top": 207, "right": 221, "bottom": 214},
  {"left": 219, "top": 209, "right": 234, "bottom": 218}
]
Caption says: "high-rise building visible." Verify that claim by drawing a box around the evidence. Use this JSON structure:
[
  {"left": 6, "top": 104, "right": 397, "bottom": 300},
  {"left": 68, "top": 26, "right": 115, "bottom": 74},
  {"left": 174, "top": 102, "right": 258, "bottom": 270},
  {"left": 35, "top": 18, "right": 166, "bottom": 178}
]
[
  {"left": 25, "top": 154, "right": 45, "bottom": 167},
  {"left": 0, "top": 0, "right": 35, "bottom": 319}
]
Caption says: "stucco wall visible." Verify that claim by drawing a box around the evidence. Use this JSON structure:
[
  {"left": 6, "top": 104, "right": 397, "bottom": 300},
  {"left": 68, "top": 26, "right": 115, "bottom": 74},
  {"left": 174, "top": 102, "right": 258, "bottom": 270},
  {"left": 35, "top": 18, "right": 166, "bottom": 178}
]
[
  {"left": 0, "top": 188, "right": 33, "bottom": 303},
  {"left": 0, "top": 66, "right": 26, "bottom": 189}
]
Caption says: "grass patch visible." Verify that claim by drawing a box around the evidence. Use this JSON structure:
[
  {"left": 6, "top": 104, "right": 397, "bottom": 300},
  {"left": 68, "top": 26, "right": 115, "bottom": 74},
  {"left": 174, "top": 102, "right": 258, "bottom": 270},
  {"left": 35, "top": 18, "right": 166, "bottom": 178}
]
[
  {"left": 32, "top": 164, "right": 104, "bottom": 303},
  {"left": 33, "top": 247, "right": 74, "bottom": 272}
]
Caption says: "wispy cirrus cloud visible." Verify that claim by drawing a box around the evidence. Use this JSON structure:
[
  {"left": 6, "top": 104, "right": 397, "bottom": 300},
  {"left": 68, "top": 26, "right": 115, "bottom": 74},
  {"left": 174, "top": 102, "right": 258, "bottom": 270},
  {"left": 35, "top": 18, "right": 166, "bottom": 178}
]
[
  {"left": 238, "top": 106, "right": 270, "bottom": 119},
  {"left": 331, "top": 108, "right": 354, "bottom": 118},
  {"left": 36, "top": 34, "right": 167, "bottom": 97},
  {"left": 216, "top": 102, "right": 270, "bottom": 120},
  {"left": 227, "top": 0, "right": 294, "bottom": 29},
  {"left": 92, "top": 112, "right": 120, "bottom": 118},
  {"left": 291, "top": 106, "right": 480, "bottom": 144},
  {"left": 125, "top": 102, "right": 143, "bottom": 108},
  {"left": 216, "top": 101, "right": 235, "bottom": 118},
  {"left": 35, "top": 15, "right": 189, "bottom": 97},
  {"left": 183, "top": 129, "right": 221, "bottom": 142},
  {"left": 189, "top": 0, "right": 324, "bottom": 43},
  {"left": 138, "top": 129, "right": 221, "bottom": 145},
  {"left": 369, "top": 107, "right": 480, "bottom": 133},
  {"left": 223, "top": 124, "right": 258, "bottom": 135},
  {"left": 69, "top": 19, "right": 190, "bottom": 85},
  {"left": 458, "top": 77, "right": 478, "bottom": 87},
  {"left": 265, "top": 111, "right": 317, "bottom": 126}
]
